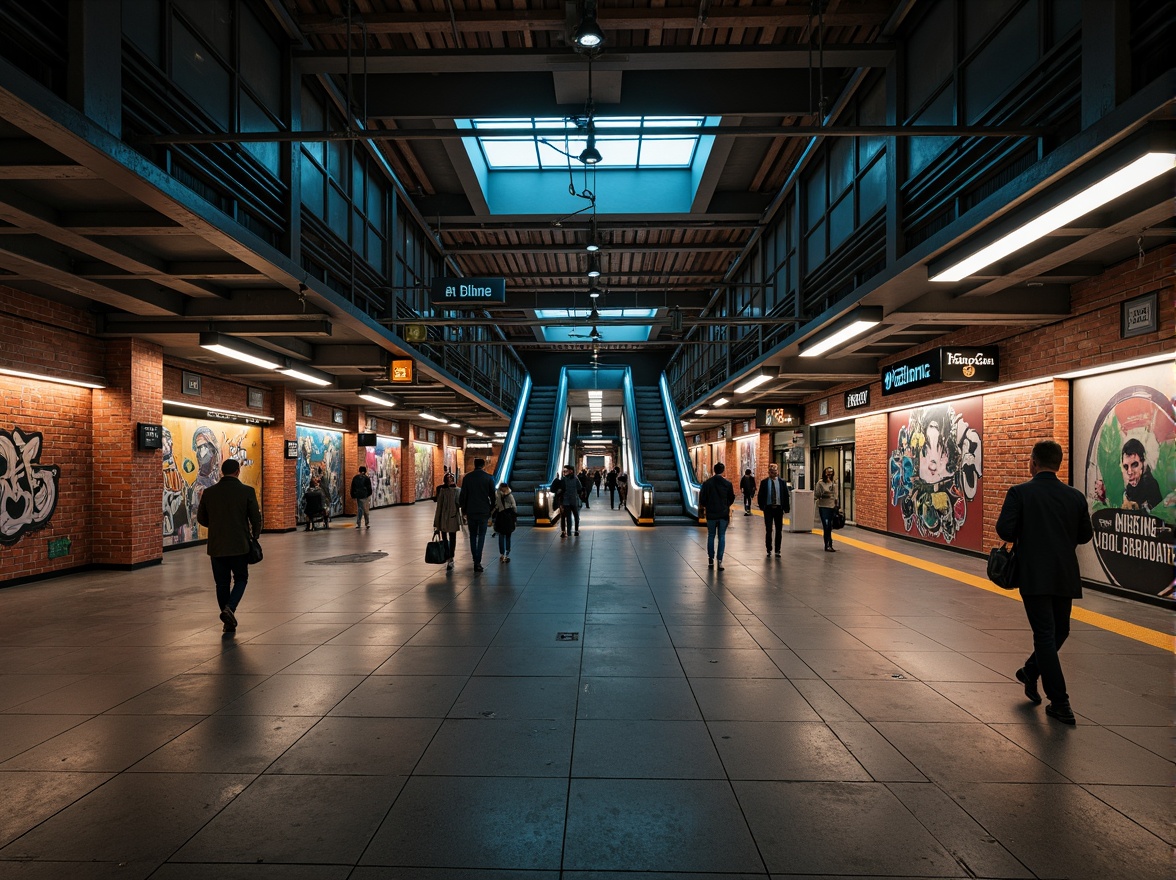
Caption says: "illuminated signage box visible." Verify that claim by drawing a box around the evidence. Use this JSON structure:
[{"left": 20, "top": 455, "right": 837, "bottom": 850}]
[
  {"left": 430, "top": 277, "right": 506, "bottom": 306},
  {"left": 756, "top": 406, "right": 804, "bottom": 428},
  {"left": 940, "top": 346, "right": 999, "bottom": 383},
  {"left": 843, "top": 385, "right": 871, "bottom": 410},
  {"left": 881, "top": 352, "right": 939, "bottom": 396},
  {"left": 390, "top": 359, "right": 414, "bottom": 384}
]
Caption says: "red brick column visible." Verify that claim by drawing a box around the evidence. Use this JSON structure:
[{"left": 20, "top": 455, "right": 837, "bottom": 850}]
[
  {"left": 92, "top": 338, "right": 163, "bottom": 567},
  {"left": 263, "top": 386, "right": 298, "bottom": 531},
  {"left": 982, "top": 381, "right": 1056, "bottom": 541},
  {"left": 854, "top": 413, "right": 889, "bottom": 531},
  {"left": 401, "top": 429, "right": 417, "bottom": 503},
  {"left": 342, "top": 407, "right": 363, "bottom": 519}
]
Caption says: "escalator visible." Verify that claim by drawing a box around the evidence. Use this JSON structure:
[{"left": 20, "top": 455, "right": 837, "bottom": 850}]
[
  {"left": 502, "top": 385, "right": 556, "bottom": 520},
  {"left": 632, "top": 386, "right": 690, "bottom": 522}
]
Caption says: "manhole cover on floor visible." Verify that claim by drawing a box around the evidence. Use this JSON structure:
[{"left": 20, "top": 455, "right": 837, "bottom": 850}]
[{"left": 308, "top": 551, "right": 389, "bottom": 565}]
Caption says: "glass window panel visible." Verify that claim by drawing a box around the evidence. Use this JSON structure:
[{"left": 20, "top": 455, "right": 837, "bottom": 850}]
[
  {"left": 241, "top": 8, "right": 282, "bottom": 113},
  {"left": 366, "top": 175, "right": 384, "bottom": 224},
  {"left": 905, "top": 0, "right": 953, "bottom": 114},
  {"left": 352, "top": 155, "right": 365, "bottom": 204},
  {"left": 171, "top": 21, "right": 230, "bottom": 128},
  {"left": 301, "top": 86, "right": 324, "bottom": 133},
  {"left": 963, "top": 1, "right": 1038, "bottom": 123},
  {"left": 829, "top": 195, "right": 854, "bottom": 249},
  {"left": 1050, "top": 0, "right": 1080, "bottom": 44},
  {"left": 829, "top": 136, "right": 854, "bottom": 196},
  {"left": 367, "top": 227, "right": 383, "bottom": 270},
  {"left": 965, "top": 0, "right": 1019, "bottom": 53},
  {"left": 300, "top": 157, "right": 324, "bottom": 217},
  {"left": 857, "top": 79, "right": 886, "bottom": 165},
  {"left": 640, "top": 116, "right": 705, "bottom": 128},
  {"left": 804, "top": 160, "right": 826, "bottom": 225},
  {"left": 481, "top": 138, "right": 540, "bottom": 168},
  {"left": 123, "top": 0, "right": 161, "bottom": 65},
  {"left": 326, "top": 139, "right": 348, "bottom": 183},
  {"left": 174, "top": 0, "right": 231, "bottom": 56},
  {"left": 328, "top": 183, "right": 348, "bottom": 237},
  {"left": 472, "top": 118, "right": 534, "bottom": 130},
  {"left": 805, "top": 223, "right": 826, "bottom": 270},
  {"left": 594, "top": 137, "right": 640, "bottom": 167},
  {"left": 639, "top": 137, "right": 697, "bottom": 167},
  {"left": 858, "top": 156, "right": 887, "bottom": 220}
]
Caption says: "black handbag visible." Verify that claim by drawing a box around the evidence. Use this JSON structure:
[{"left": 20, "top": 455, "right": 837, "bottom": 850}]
[
  {"left": 830, "top": 506, "right": 846, "bottom": 530},
  {"left": 425, "top": 530, "right": 448, "bottom": 564},
  {"left": 246, "top": 534, "right": 263, "bottom": 564},
  {"left": 987, "top": 543, "right": 1017, "bottom": 589}
]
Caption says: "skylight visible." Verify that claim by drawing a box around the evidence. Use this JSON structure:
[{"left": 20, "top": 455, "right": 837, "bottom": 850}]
[
  {"left": 535, "top": 308, "right": 658, "bottom": 343},
  {"left": 471, "top": 117, "right": 705, "bottom": 170}
]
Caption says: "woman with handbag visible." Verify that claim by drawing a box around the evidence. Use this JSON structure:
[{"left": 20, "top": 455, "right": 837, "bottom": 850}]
[
  {"left": 492, "top": 483, "right": 518, "bottom": 562},
  {"left": 433, "top": 473, "right": 463, "bottom": 570},
  {"left": 814, "top": 466, "right": 840, "bottom": 552}
]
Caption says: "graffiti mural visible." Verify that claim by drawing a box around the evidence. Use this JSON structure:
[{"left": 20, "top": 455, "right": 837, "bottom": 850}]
[
  {"left": 737, "top": 437, "right": 756, "bottom": 480},
  {"left": 887, "top": 397, "right": 984, "bottom": 550},
  {"left": 162, "top": 416, "right": 263, "bottom": 546},
  {"left": 414, "top": 443, "right": 435, "bottom": 501},
  {"left": 296, "top": 426, "right": 344, "bottom": 522},
  {"left": 0, "top": 427, "right": 59, "bottom": 545},
  {"left": 365, "top": 435, "right": 402, "bottom": 508},
  {"left": 444, "top": 445, "right": 459, "bottom": 481}
]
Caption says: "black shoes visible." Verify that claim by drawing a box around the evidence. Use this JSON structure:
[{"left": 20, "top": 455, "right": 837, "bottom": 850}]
[
  {"left": 824, "top": 545, "right": 836, "bottom": 552},
  {"left": 1046, "top": 702, "right": 1076, "bottom": 725},
  {"left": 473, "top": 564, "right": 484, "bottom": 572},
  {"left": 1015, "top": 667, "right": 1042, "bottom": 704},
  {"left": 219, "top": 605, "right": 237, "bottom": 632},
  {"left": 708, "top": 558, "right": 714, "bottom": 568}
]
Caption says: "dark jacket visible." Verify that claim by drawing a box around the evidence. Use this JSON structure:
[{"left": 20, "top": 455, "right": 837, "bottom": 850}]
[
  {"left": 739, "top": 474, "right": 756, "bottom": 497},
  {"left": 995, "top": 470, "right": 1093, "bottom": 598},
  {"left": 553, "top": 474, "right": 581, "bottom": 509},
  {"left": 196, "top": 475, "right": 262, "bottom": 558},
  {"left": 349, "top": 473, "right": 372, "bottom": 499},
  {"left": 699, "top": 474, "right": 735, "bottom": 520},
  {"left": 458, "top": 467, "right": 497, "bottom": 519},
  {"left": 606, "top": 469, "right": 618, "bottom": 489},
  {"left": 757, "top": 476, "right": 790, "bottom": 512}
]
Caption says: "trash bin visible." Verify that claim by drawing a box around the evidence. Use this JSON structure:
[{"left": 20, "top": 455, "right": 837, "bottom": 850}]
[{"left": 789, "top": 489, "right": 815, "bottom": 532}]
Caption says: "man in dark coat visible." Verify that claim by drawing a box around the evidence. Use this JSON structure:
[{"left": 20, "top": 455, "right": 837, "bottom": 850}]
[
  {"left": 458, "top": 458, "right": 497, "bottom": 572},
  {"left": 739, "top": 469, "right": 756, "bottom": 515},
  {"left": 699, "top": 462, "right": 735, "bottom": 569},
  {"left": 757, "top": 463, "right": 790, "bottom": 556},
  {"left": 606, "top": 467, "right": 619, "bottom": 509},
  {"left": 996, "top": 440, "right": 1093, "bottom": 725},
  {"left": 196, "top": 458, "right": 262, "bottom": 632},
  {"left": 350, "top": 465, "right": 373, "bottom": 528},
  {"left": 553, "top": 464, "right": 583, "bottom": 536}
]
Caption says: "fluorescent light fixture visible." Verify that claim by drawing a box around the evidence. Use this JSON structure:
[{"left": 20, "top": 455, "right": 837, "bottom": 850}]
[
  {"left": 476, "top": 431, "right": 486, "bottom": 437},
  {"left": 712, "top": 397, "right": 729, "bottom": 407},
  {"left": 279, "top": 359, "right": 333, "bottom": 386},
  {"left": 199, "top": 332, "right": 283, "bottom": 370},
  {"left": 695, "top": 408, "right": 709, "bottom": 416},
  {"left": 449, "top": 421, "right": 462, "bottom": 428},
  {"left": 587, "top": 389, "right": 603, "bottom": 398},
  {"left": 418, "top": 411, "right": 449, "bottom": 423},
  {"left": 1055, "top": 352, "right": 1173, "bottom": 380},
  {"left": 494, "top": 431, "right": 508, "bottom": 437},
  {"left": 357, "top": 386, "right": 397, "bottom": 407},
  {"left": 931, "top": 151, "right": 1176, "bottom": 282},
  {"left": 466, "top": 427, "right": 477, "bottom": 434},
  {"left": 164, "top": 399, "right": 274, "bottom": 422},
  {"left": 734, "top": 367, "right": 778, "bottom": 394},
  {"left": 799, "top": 306, "right": 884, "bottom": 358},
  {"left": 0, "top": 366, "right": 106, "bottom": 389},
  {"left": 586, "top": 240, "right": 601, "bottom": 253},
  {"left": 680, "top": 419, "right": 690, "bottom": 426}
]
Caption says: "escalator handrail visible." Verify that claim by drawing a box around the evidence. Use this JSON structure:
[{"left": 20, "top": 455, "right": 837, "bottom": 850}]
[
  {"left": 620, "top": 368, "right": 652, "bottom": 494},
  {"left": 659, "top": 371, "right": 701, "bottom": 518},
  {"left": 545, "top": 368, "right": 573, "bottom": 488},
  {"left": 495, "top": 372, "right": 532, "bottom": 488}
]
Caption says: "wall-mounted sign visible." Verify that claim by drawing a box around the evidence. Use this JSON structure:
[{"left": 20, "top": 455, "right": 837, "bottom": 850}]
[
  {"left": 941, "top": 346, "right": 999, "bottom": 383},
  {"left": 181, "top": 371, "right": 201, "bottom": 396},
  {"left": 818, "top": 399, "right": 829, "bottom": 416},
  {"left": 844, "top": 385, "right": 871, "bottom": 410},
  {"left": 881, "top": 351, "right": 939, "bottom": 396},
  {"left": 430, "top": 276, "right": 506, "bottom": 306},
  {"left": 137, "top": 423, "right": 164, "bottom": 451},
  {"left": 332, "top": 408, "right": 344, "bottom": 425},
  {"left": 717, "top": 426, "right": 727, "bottom": 439},
  {"left": 285, "top": 439, "right": 299, "bottom": 459},
  {"left": 1122, "top": 291, "right": 1158, "bottom": 338},
  {"left": 247, "top": 387, "right": 264, "bottom": 409},
  {"left": 403, "top": 324, "right": 427, "bottom": 343},
  {"left": 357, "top": 432, "right": 376, "bottom": 446},
  {"left": 47, "top": 536, "right": 71, "bottom": 559},
  {"left": 756, "top": 406, "right": 803, "bottom": 428},
  {"left": 302, "top": 400, "right": 313, "bottom": 418},
  {"left": 390, "top": 359, "right": 414, "bottom": 383}
]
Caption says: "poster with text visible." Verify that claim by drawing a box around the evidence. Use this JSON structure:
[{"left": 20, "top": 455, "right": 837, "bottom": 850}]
[
  {"left": 296, "top": 425, "right": 344, "bottom": 521},
  {"left": 737, "top": 437, "right": 756, "bottom": 480},
  {"left": 1074, "top": 363, "right": 1175, "bottom": 598},
  {"left": 162, "top": 415, "right": 263, "bottom": 547},
  {"left": 887, "top": 396, "right": 984, "bottom": 551},
  {"left": 414, "top": 443, "right": 435, "bottom": 501},
  {"left": 365, "top": 435, "right": 402, "bottom": 508}
]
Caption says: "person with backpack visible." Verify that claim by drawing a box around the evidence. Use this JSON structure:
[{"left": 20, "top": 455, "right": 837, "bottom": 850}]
[
  {"left": 492, "top": 483, "right": 518, "bottom": 562},
  {"left": 739, "top": 468, "right": 756, "bottom": 516}
]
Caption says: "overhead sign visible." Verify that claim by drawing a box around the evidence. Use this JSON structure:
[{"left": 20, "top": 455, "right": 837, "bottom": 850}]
[
  {"left": 881, "top": 351, "right": 939, "bottom": 396},
  {"left": 756, "top": 406, "right": 803, "bottom": 428},
  {"left": 390, "top": 359, "right": 414, "bottom": 384},
  {"left": 843, "top": 385, "right": 871, "bottom": 410},
  {"left": 941, "top": 346, "right": 999, "bottom": 383},
  {"left": 430, "top": 277, "right": 506, "bottom": 306}
]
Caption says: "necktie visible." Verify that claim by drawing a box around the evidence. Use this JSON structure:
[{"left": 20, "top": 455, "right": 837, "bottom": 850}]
[{"left": 769, "top": 480, "right": 776, "bottom": 506}]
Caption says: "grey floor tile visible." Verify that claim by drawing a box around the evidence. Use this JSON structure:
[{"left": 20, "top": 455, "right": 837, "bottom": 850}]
[
  {"left": 415, "top": 718, "right": 573, "bottom": 776},
  {"left": 328, "top": 675, "right": 467, "bottom": 718},
  {"left": 1, "top": 714, "right": 201, "bottom": 772},
  {"left": 583, "top": 623, "right": 673, "bottom": 648},
  {"left": 924, "top": 680, "right": 1047, "bottom": 723},
  {"left": 0, "top": 770, "right": 114, "bottom": 848},
  {"left": 185, "top": 643, "right": 316, "bottom": 675},
  {"left": 104, "top": 674, "right": 267, "bottom": 715},
  {"left": 174, "top": 774, "right": 404, "bottom": 864},
  {"left": 733, "top": 780, "right": 963, "bottom": 876},
  {"left": 564, "top": 779, "right": 764, "bottom": 872},
  {"left": 267, "top": 716, "right": 441, "bottom": 775},
  {"left": 361, "top": 776, "right": 567, "bottom": 869},
  {"left": 828, "top": 679, "right": 977, "bottom": 722},
  {"left": 4, "top": 674, "right": 171, "bottom": 715},
  {"left": 789, "top": 678, "right": 866, "bottom": 722},
  {"left": 448, "top": 676, "right": 579, "bottom": 720},
  {"left": 576, "top": 676, "right": 702, "bottom": 720},
  {"left": 277, "top": 644, "right": 399, "bottom": 675},
  {"left": 215, "top": 674, "right": 364, "bottom": 716},
  {"left": 792, "top": 648, "right": 912, "bottom": 680},
  {"left": 243, "top": 622, "right": 354, "bottom": 644},
  {"left": 708, "top": 720, "right": 871, "bottom": 781},
  {"left": 572, "top": 719, "right": 725, "bottom": 778},
  {"left": 995, "top": 722, "right": 1176, "bottom": 784},
  {"left": 374, "top": 646, "right": 488, "bottom": 676},
  {"left": 0, "top": 674, "right": 89, "bottom": 711},
  {"left": 676, "top": 648, "right": 784, "bottom": 678},
  {"left": 154, "top": 866, "right": 351, "bottom": 879},
  {"left": 873, "top": 721, "right": 1070, "bottom": 783},
  {"left": 580, "top": 647, "right": 684, "bottom": 677},
  {"left": 666, "top": 625, "right": 762, "bottom": 649},
  {"left": 689, "top": 677, "right": 821, "bottom": 722},
  {"left": 0, "top": 714, "right": 91, "bottom": 763},
  {"left": 473, "top": 646, "right": 583, "bottom": 676},
  {"left": 1104, "top": 724, "right": 1173, "bottom": 760},
  {"left": 351, "top": 870, "right": 557, "bottom": 880},
  {"left": 827, "top": 721, "right": 926, "bottom": 782},
  {"left": 130, "top": 714, "right": 319, "bottom": 773},
  {"left": 1082, "top": 783, "right": 1174, "bottom": 845},
  {"left": 405, "top": 622, "right": 505, "bottom": 647},
  {"left": 326, "top": 621, "right": 428, "bottom": 645}
]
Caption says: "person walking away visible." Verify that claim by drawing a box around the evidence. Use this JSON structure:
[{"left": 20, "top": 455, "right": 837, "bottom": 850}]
[
  {"left": 814, "top": 466, "right": 840, "bottom": 551},
  {"left": 699, "top": 462, "right": 735, "bottom": 569},
  {"left": 553, "top": 465, "right": 582, "bottom": 536},
  {"left": 606, "top": 467, "right": 618, "bottom": 509},
  {"left": 434, "top": 472, "right": 463, "bottom": 570},
  {"left": 458, "top": 458, "right": 497, "bottom": 572},
  {"left": 593, "top": 469, "right": 602, "bottom": 497},
  {"left": 350, "top": 465, "right": 373, "bottom": 528},
  {"left": 493, "top": 483, "right": 518, "bottom": 562},
  {"left": 758, "top": 463, "right": 790, "bottom": 556},
  {"left": 996, "top": 440, "right": 1093, "bottom": 725},
  {"left": 740, "top": 468, "right": 756, "bottom": 515},
  {"left": 196, "top": 458, "right": 261, "bottom": 633},
  {"left": 617, "top": 470, "right": 629, "bottom": 507},
  {"left": 578, "top": 468, "right": 592, "bottom": 509}
]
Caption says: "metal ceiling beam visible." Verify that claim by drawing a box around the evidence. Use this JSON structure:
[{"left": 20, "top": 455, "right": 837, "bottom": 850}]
[
  {"left": 99, "top": 316, "right": 333, "bottom": 336},
  {"left": 444, "top": 243, "right": 743, "bottom": 255},
  {"left": 894, "top": 287, "right": 1071, "bottom": 322}
]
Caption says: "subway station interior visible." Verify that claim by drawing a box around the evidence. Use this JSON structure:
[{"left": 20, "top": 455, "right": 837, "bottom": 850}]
[{"left": 0, "top": 0, "right": 1173, "bottom": 877}]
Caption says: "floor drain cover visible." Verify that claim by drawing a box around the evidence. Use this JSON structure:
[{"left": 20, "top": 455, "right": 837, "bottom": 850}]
[
  {"left": 556, "top": 632, "right": 580, "bottom": 641},
  {"left": 308, "top": 552, "right": 389, "bottom": 565}
]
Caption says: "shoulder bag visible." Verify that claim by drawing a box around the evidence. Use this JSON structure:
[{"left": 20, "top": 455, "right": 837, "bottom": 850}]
[
  {"left": 246, "top": 533, "right": 263, "bottom": 564},
  {"left": 830, "top": 506, "right": 846, "bottom": 530},
  {"left": 425, "top": 529, "right": 448, "bottom": 565},
  {"left": 986, "top": 543, "right": 1016, "bottom": 589}
]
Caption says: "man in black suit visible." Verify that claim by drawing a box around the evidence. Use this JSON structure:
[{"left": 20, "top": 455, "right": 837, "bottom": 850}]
[
  {"left": 458, "top": 458, "right": 497, "bottom": 572},
  {"left": 757, "top": 463, "right": 790, "bottom": 557},
  {"left": 196, "top": 458, "right": 262, "bottom": 632},
  {"left": 996, "top": 440, "right": 1093, "bottom": 725}
]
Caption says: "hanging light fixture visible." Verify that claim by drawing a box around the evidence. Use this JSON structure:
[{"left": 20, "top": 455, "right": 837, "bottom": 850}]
[
  {"left": 587, "top": 284, "right": 603, "bottom": 299},
  {"left": 586, "top": 254, "right": 601, "bottom": 278},
  {"left": 585, "top": 216, "right": 601, "bottom": 252},
  {"left": 573, "top": 0, "right": 604, "bottom": 50},
  {"left": 579, "top": 122, "right": 603, "bottom": 165}
]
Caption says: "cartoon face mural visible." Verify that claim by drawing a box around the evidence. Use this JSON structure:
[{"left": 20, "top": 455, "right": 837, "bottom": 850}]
[
  {"left": 365, "top": 435, "right": 402, "bottom": 507},
  {"left": 888, "top": 398, "right": 984, "bottom": 550},
  {"left": 162, "top": 416, "right": 264, "bottom": 546},
  {"left": 0, "top": 427, "right": 59, "bottom": 544},
  {"left": 295, "top": 426, "right": 344, "bottom": 521}
]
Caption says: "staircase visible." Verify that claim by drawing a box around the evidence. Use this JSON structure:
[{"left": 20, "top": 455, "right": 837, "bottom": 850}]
[
  {"left": 632, "top": 386, "right": 692, "bottom": 522},
  {"left": 506, "top": 386, "right": 556, "bottom": 519}
]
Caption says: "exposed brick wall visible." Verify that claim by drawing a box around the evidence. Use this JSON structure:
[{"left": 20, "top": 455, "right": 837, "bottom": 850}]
[
  {"left": 854, "top": 414, "right": 888, "bottom": 530},
  {"left": 263, "top": 386, "right": 298, "bottom": 531},
  {"left": 0, "top": 287, "right": 104, "bottom": 383}
]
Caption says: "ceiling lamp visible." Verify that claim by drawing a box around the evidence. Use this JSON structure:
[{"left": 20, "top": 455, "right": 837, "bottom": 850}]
[
  {"left": 586, "top": 254, "right": 602, "bottom": 278},
  {"left": 930, "top": 150, "right": 1176, "bottom": 282},
  {"left": 712, "top": 397, "right": 730, "bottom": 407},
  {"left": 357, "top": 386, "right": 398, "bottom": 407},
  {"left": 585, "top": 219, "right": 601, "bottom": 252},
  {"left": 418, "top": 411, "right": 449, "bottom": 423},
  {"left": 280, "top": 359, "right": 333, "bottom": 387},
  {"left": 696, "top": 408, "right": 709, "bottom": 416},
  {"left": 588, "top": 285, "right": 603, "bottom": 299},
  {"left": 573, "top": 1, "right": 604, "bottom": 50},
  {"left": 466, "top": 426, "right": 477, "bottom": 434},
  {"left": 448, "top": 421, "right": 462, "bottom": 428},
  {"left": 734, "top": 366, "right": 778, "bottom": 394},
  {"left": 798, "top": 306, "right": 884, "bottom": 358},
  {"left": 198, "top": 332, "right": 283, "bottom": 370},
  {"left": 579, "top": 123, "right": 603, "bottom": 165}
]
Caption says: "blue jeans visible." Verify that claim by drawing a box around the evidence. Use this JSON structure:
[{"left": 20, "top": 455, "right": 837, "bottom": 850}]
[
  {"left": 354, "top": 497, "right": 370, "bottom": 526},
  {"left": 706, "top": 517, "right": 728, "bottom": 561},
  {"left": 211, "top": 554, "right": 249, "bottom": 611},
  {"left": 467, "top": 517, "right": 489, "bottom": 564},
  {"left": 818, "top": 507, "right": 836, "bottom": 547},
  {"left": 498, "top": 532, "right": 512, "bottom": 555}
]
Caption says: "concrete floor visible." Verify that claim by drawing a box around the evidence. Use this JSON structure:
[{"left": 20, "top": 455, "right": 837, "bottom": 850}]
[{"left": 0, "top": 499, "right": 1171, "bottom": 879}]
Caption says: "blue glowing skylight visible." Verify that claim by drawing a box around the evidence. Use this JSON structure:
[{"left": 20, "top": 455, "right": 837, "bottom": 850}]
[
  {"left": 471, "top": 117, "right": 705, "bottom": 170},
  {"left": 535, "top": 308, "right": 658, "bottom": 343}
]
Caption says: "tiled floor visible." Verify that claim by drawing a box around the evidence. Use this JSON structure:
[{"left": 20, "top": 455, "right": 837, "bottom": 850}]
[{"left": 0, "top": 501, "right": 1171, "bottom": 879}]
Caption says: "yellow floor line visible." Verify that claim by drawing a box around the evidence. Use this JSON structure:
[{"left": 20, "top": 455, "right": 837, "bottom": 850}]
[{"left": 823, "top": 530, "right": 1175, "bottom": 653}]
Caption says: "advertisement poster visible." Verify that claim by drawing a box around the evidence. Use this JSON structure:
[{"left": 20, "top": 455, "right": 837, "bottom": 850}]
[
  {"left": 737, "top": 436, "right": 757, "bottom": 479},
  {"left": 691, "top": 445, "right": 711, "bottom": 481},
  {"left": 887, "top": 396, "right": 984, "bottom": 550},
  {"left": 296, "top": 425, "right": 344, "bottom": 522},
  {"left": 162, "top": 415, "right": 263, "bottom": 547},
  {"left": 365, "top": 435, "right": 402, "bottom": 508},
  {"left": 414, "top": 442, "right": 435, "bottom": 501},
  {"left": 444, "top": 445, "right": 459, "bottom": 481},
  {"left": 1075, "top": 363, "right": 1175, "bottom": 598},
  {"left": 711, "top": 443, "right": 726, "bottom": 473}
]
